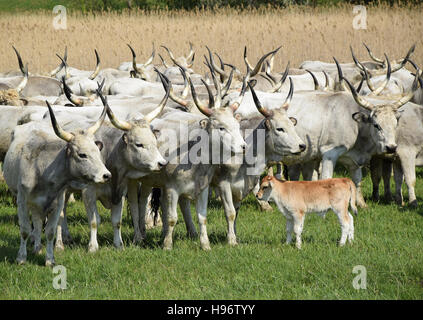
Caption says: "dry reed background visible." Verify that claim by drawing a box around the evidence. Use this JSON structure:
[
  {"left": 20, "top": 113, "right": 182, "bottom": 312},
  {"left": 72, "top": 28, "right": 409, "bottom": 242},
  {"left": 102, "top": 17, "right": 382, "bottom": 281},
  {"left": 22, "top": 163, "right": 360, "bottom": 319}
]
[{"left": 0, "top": 5, "right": 422, "bottom": 75}]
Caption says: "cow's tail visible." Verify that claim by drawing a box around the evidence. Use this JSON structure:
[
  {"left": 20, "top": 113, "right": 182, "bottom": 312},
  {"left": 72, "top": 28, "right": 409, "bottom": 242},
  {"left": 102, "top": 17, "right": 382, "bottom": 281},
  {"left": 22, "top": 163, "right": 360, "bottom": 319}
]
[
  {"left": 349, "top": 180, "right": 358, "bottom": 216},
  {"left": 150, "top": 188, "right": 162, "bottom": 224}
]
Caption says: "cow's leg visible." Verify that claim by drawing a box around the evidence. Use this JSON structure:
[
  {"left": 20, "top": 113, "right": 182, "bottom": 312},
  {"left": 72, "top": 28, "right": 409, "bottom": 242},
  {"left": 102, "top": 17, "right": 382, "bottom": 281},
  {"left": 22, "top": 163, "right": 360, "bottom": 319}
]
[
  {"left": 81, "top": 188, "right": 101, "bottom": 252},
  {"left": 301, "top": 162, "right": 315, "bottom": 181},
  {"left": 370, "top": 157, "right": 382, "bottom": 201},
  {"left": 196, "top": 187, "right": 211, "bottom": 250},
  {"left": 138, "top": 186, "right": 152, "bottom": 240},
  {"left": 275, "top": 163, "right": 283, "bottom": 180},
  {"left": 45, "top": 192, "right": 65, "bottom": 267},
  {"left": 61, "top": 191, "right": 73, "bottom": 244},
  {"left": 161, "top": 188, "right": 179, "bottom": 250},
  {"left": 348, "top": 165, "right": 367, "bottom": 208},
  {"left": 32, "top": 214, "right": 43, "bottom": 255},
  {"left": 393, "top": 160, "right": 404, "bottom": 206},
  {"left": 253, "top": 181, "right": 272, "bottom": 211},
  {"left": 321, "top": 148, "right": 344, "bottom": 179},
  {"left": 145, "top": 192, "right": 155, "bottom": 229},
  {"left": 398, "top": 151, "right": 417, "bottom": 208},
  {"left": 287, "top": 164, "right": 301, "bottom": 181},
  {"left": 219, "top": 182, "right": 238, "bottom": 246},
  {"left": 127, "top": 179, "right": 143, "bottom": 244},
  {"left": 16, "top": 192, "right": 31, "bottom": 265},
  {"left": 293, "top": 211, "right": 305, "bottom": 249},
  {"left": 178, "top": 197, "right": 198, "bottom": 239},
  {"left": 111, "top": 197, "right": 125, "bottom": 249},
  {"left": 382, "top": 159, "right": 393, "bottom": 202}
]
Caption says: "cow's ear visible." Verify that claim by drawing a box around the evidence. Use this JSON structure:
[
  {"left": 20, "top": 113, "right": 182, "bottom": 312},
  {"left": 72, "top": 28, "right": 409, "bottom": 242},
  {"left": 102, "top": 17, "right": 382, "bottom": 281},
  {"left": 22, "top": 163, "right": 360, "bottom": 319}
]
[
  {"left": 264, "top": 119, "right": 273, "bottom": 130},
  {"left": 352, "top": 112, "right": 368, "bottom": 123},
  {"left": 395, "top": 110, "right": 404, "bottom": 119},
  {"left": 95, "top": 141, "right": 104, "bottom": 151},
  {"left": 289, "top": 117, "right": 297, "bottom": 126},
  {"left": 122, "top": 133, "right": 129, "bottom": 145},
  {"left": 199, "top": 119, "right": 209, "bottom": 129},
  {"left": 66, "top": 145, "right": 72, "bottom": 157},
  {"left": 152, "top": 129, "right": 161, "bottom": 139},
  {"left": 234, "top": 113, "right": 242, "bottom": 122}
]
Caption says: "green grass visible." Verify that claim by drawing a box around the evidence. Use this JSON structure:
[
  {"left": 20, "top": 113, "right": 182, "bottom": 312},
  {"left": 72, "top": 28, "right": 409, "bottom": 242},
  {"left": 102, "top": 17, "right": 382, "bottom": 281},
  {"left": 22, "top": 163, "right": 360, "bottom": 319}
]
[{"left": 0, "top": 168, "right": 422, "bottom": 299}]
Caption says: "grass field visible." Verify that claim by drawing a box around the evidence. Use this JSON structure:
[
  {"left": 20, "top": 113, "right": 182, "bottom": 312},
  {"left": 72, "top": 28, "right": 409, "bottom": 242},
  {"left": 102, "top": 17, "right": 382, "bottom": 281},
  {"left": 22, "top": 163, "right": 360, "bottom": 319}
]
[
  {"left": 0, "top": 5, "right": 422, "bottom": 75},
  {"left": 0, "top": 167, "right": 422, "bottom": 300}
]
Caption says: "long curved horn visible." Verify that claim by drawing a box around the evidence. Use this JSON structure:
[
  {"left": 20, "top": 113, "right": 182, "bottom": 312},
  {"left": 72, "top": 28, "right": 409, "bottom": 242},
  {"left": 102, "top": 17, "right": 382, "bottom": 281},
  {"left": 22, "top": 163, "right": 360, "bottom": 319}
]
[
  {"left": 396, "top": 43, "right": 416, "bottom": 65},
  {"left": 229, "top": 72, "right": 249, "bottom": 112},
  {"left": 246, "top": 46, "right": 282, "bottom": 77},
  {"left": 87, "top": 101, "right": 107, "bottom": 135},
  {"left": 206, "top": 46, "right": 228, "bottom": 81},
  {"left": 281, "top": 77, "right": 294, "bottom": 110},
  {"left": 98, "top": 90, "right": 132, "bottom": 131},
  {"left": 62, "top": 76, "right": 83, "bottom": 106},
  {"left": 342, "top": 77, "right": 374, "bottom": 111},
  {"left": 362, "top": 42, "right": 385, "bottom": 65},
  {"left": 305, "top": 70, "right": 319, "bottom": 90},
  {"left": 12, "top": 46, "right": 26, "bottom": 75},
  {"left": 128, "top": 44, "right": 141, "bottom": 74},
  {"left": 333, "top": 57, "right": 349, "bottom": 92},
  {"left": 56, "top": 53, "right": 70, "bottom": 79},
  {"left": 158, "top": 53, "right": 170, "bottom": 69},
  {"left": 222, "top": 66, "right": 234, "bottom": 98},
  {"left": 190, "top": 78, "right": 212, "bottom": 117},
  {"left": 350, "top": 46, "right": 365, "bottom": 71},
  {"left": 270, "top": 61, "right": 289, "bottom": 93},
  {"left": 322, "top": 70, "right": 330, "bottom": 91},
  {"left": 366, "top": 53, "right": 391, "bottom": 95},
  {"left": 144, "top": 44, "right": 155, "bottom": 66},
  {"left": 249, "top": 81, "right": 273, "bottom": 118},
  {"left": 392, "top": 72, "right": 419, "bottom": 110},
  {"left": 161, "top": 45, "right": 179, "bottom": 66},
  {"left": 186, "top": 42, "right": 194, "bottom": 61},
  {"left": 88, "top": 49, "right": 101, "bottom": 80},
  {"left": 15, "top": 63, "right": 28, "bottom": 93},
  {"left": 50, "top": 46, "right": 68, "bottom": 77},
  {"left": 144, "top": 71, "right": 170, "bottom": 123},
  {"left": 46, "top": 101, "right": 74, "bottom": 142}
]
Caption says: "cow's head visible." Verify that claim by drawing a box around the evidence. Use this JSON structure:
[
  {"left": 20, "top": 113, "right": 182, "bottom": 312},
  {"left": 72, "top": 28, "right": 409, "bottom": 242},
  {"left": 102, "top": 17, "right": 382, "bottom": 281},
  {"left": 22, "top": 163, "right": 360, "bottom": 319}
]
[
  {"left": 189, "top": 74, "right": 247, "bottom": 155},
  {"left": 344, "top": 74, "right": 419, "bottom": 154},
  {"left": 249, "top": 78, "right": 306, "bottom": 156},
  {"left": 46, "top": 101, "right": 111, "bottom": 185},
  {"left": 97, "top": 84, "right": 169, "bottom": 176}
]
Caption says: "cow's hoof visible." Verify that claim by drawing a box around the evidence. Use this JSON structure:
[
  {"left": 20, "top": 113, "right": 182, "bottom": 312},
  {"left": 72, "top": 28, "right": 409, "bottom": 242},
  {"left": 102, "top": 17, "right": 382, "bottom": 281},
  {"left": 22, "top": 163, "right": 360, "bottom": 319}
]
[
  {"left": 55, "top": 241, "right": 64, "bottom": 252},
  {"left": 16, "top": 258, "right": 26, "bottom": 265},
  {"left": 409, "top": 200, "right": 418, "bottom": 209},
  {"left": 45, "top": 259, "right": 55, "bottom": 267},
  {"left": 33, "top": 244, "right": 43, "bottom": 255},
  {"left": 88, "top": 243, "right": 99, "bottom": 253}
]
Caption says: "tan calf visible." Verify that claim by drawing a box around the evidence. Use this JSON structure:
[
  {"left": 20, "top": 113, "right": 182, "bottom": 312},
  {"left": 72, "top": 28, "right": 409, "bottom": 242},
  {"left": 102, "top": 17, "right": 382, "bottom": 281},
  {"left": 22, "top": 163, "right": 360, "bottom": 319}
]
[{"left": 257, "top": 176, "right": 357, "bottom": 248}]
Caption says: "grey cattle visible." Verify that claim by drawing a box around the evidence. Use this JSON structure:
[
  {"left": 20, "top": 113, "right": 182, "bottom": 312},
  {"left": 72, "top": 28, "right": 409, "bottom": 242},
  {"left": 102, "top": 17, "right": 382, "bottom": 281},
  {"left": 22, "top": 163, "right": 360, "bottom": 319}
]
[
  {"left": 60, "top": 82, "right": 170, "bottom": 252},
  {"left": 3, "top": 102, "right": 110, "bottom": 266}
]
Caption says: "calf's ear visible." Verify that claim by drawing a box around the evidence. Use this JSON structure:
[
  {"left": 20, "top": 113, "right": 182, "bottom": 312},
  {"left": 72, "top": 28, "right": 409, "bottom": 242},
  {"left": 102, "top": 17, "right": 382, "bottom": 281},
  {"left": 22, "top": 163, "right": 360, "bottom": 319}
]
[
  {"left": 352, "top": 112, "right": 368, "bottom": 123},
  {"left": 122, "top": 133, "right": 129, "bottom": 145}
]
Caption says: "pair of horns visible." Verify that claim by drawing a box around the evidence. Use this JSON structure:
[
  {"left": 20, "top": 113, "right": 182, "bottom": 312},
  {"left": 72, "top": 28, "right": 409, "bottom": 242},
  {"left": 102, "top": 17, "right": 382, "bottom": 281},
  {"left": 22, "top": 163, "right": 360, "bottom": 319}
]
[
  {"left": 249, "top": 77, "right": 294, "bottom": 118},
  {"left": 97, "top": 70, "right": 170, "bottom": 131},
  {"left": 46, "top": 100, "right": 106, "bottom": 142}
]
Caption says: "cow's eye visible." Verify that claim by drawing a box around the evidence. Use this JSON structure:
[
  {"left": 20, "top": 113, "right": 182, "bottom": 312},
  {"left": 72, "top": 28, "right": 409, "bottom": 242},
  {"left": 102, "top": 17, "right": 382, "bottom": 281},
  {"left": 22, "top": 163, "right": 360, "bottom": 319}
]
[
  {"left": 219, "top": 127, "right": 225, "bottom": 131},
  {"left": 136, "top": 143, "right": 144, "bottom": 148},
  {"left": 374, "top": 124, "right": 382, "bottom": 131},
  {"left": 78, "top": 153, "right": 87, "bottom": 159},
  {"left": 277, "top": 128, "right": 285, "bottom": 133}
]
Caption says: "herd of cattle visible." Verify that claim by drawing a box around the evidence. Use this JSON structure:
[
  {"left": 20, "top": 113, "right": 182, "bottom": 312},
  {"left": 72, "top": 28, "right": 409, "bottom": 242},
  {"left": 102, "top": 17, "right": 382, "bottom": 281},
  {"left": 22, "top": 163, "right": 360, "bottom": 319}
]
[{"left": 0, "top": 42, "right": 422, "bottom": 266}]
